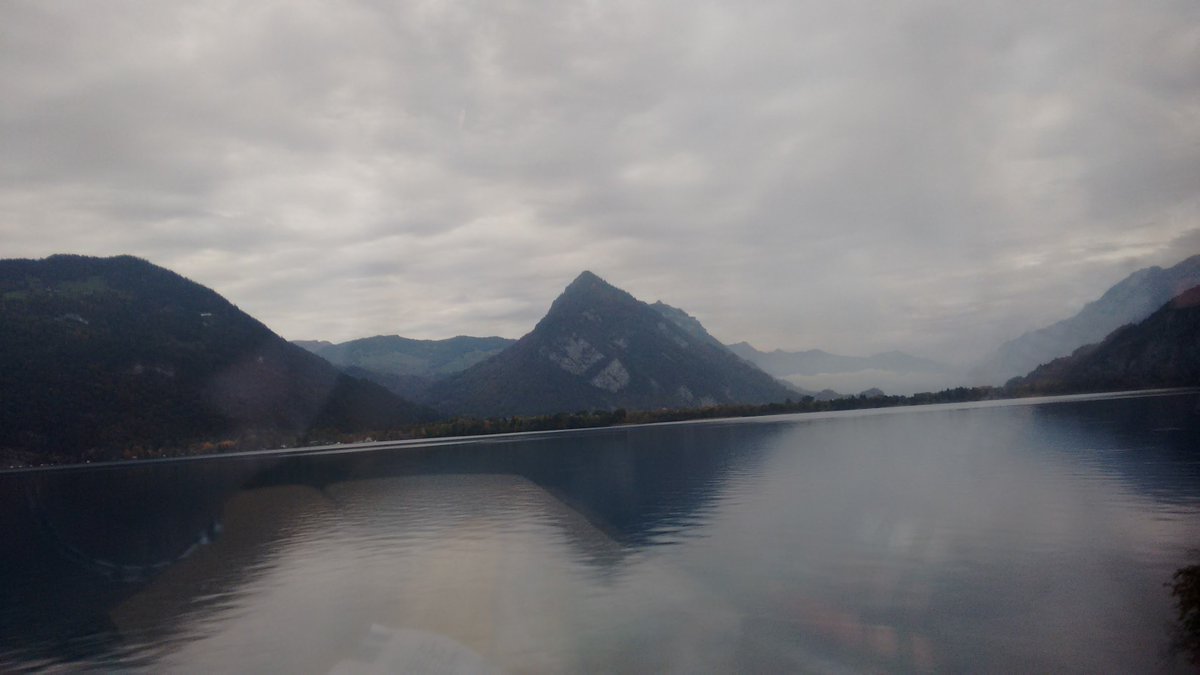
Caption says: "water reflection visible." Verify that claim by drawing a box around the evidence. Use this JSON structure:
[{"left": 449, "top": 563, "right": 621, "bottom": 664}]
[
  {"left": 0, "top": 392, "right": 1197, "bottom": 672},
  {"left": 1027, "top": 394, "right": 1200, "bottom": 505},
  {"left": 0, "top": 459, "right": 270, "bottom": 666},
  {"left": 692, "top": 394, "right": 1200, "bottom": 672},
  {"left": 1, "top": 422, "right": 780, "bottom": 670}
]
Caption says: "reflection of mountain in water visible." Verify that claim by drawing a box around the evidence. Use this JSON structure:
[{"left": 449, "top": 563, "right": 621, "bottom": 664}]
[
  {"left": 0, "top": 460, "right": 267, "bottom": 665},
  {"left": 6, "top": 395, "right": 1197, "bottom": 671},
  {"left": 0, "top": 420, "right": 780, "bottom": 668},
  {"left": 327, "top": 422, "right": 783, "bottom": 548}
]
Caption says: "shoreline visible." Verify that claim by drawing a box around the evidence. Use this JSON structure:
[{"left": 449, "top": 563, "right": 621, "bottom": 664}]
[{"left": 3, "top": 387, "right": 1194, "bottom": 476}]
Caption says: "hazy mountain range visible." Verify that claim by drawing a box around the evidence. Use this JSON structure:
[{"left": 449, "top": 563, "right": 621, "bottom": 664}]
[
  {"left": 295, "top": 253, "right": 1200, "bottom": 400},
  {"left": 294, "top": 335, "right": 514, "bottom": 401},
  {"left": 295, "top": 335, "right": 514, "bottom": 378},
  {"left": 297, "top": 305, "right": 956, "bottom": 400},
  {"left": 1009, "top": 285, "right": 1200, "bottom": 394},
  {"left": 727, "top": 343, "right": 959, "bottom": 396},
  {"left": 727, "top": 344, "right": 950, "bottom": 376},
  {"left": 971, "top": 254, "right": 1200, "bottom": 385},
  {"left": 3, "top": 253, "right": 1198, "bottom": 462}
]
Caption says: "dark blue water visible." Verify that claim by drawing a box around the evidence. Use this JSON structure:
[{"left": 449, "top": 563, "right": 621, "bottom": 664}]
[{"left": 2, "top": 392, "right": 1199, "bottom": 672}]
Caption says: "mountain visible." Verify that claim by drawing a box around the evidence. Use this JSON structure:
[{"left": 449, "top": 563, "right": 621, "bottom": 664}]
[
  {"left": 1008, "top": 286, "right": 1200, "bottom": 394},
  {"left": 650, "top": 301, "right": 729, "bottom": 350},
  {"left": 0, "top": 255, "right": 431, "bottom": 461},
  {"left": 727, "top": 342, "right": 956, "bottom": 395},
  {"left": 727, "top": 343, "right": 950, "bottom": 376},
  {"left": 294, "top": 334, "right": 515, "bottom": 399},
  {"left": 972, "top": 254, "right": 1200, "bottom": 384},
  {"left": 426, "top": 271, "right": 796, "bottom": 417},
  {"left": 650, "top": 303, "right": 829, "bottom": 398},
  {"left": 295, "top": 335, "right": 515, "bottom": 378}
]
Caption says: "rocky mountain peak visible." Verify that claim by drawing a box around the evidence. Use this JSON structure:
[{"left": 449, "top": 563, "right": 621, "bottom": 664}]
[{"left": 427, "top": 272, "right": 793, "bottom": 417}]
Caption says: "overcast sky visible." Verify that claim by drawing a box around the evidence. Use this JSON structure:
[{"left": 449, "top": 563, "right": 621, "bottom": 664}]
[{"left": 2, "top": 0, "right": 1196, "bottom": 363}]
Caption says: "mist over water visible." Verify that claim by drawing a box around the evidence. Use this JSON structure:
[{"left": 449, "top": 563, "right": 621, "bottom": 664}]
[
  {"left": 2, "top": 392, "right": 1198, "bottom": 672},
  {"left": 782, "top": 368, "right": 964, "bottom": 396}
]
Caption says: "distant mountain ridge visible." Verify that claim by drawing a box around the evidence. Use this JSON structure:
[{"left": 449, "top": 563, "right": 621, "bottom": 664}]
[
  {"left": 727, "top": 343, "right": 951, "bottom": 376},
  {"left": 1009, "top": 285, "right": 1200, "bottom": 393},
  {"left": 972, "top": 254, "right": 1200, "bottom": 384},
  {"left": 426, "top": 271, "right": 796, "bottom": 417},
  {"left": 726, "top": 342, "right": 957, "bottom": 396},
  {"left": 0, "top": 255, "right": 430, "bottom": 460},
  {"left": 295, "top": 335, "right": 515, "bottom": 378},
  {"left": 294, "top": 334, "right": 515, "bottom": 400},
  {"left": 651, "top": 302, "right": 831, "bottom": 397}
]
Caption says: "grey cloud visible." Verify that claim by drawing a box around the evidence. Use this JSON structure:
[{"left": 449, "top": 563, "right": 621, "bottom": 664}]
[{"left": 1, "top": 0, "right": 1196, "bottom": 362}]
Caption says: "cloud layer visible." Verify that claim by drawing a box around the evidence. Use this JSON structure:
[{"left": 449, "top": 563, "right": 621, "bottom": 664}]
[{"left": 2, "top": 0, "right": 1196, "bottom": 362}]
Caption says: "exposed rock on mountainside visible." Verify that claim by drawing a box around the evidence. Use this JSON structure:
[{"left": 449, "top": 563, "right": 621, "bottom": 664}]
[{"left": 426, "top": 271, "right": 795, "bottom": 417}]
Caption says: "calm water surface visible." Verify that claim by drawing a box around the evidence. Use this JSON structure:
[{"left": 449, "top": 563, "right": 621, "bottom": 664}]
[{"left": 2, "top": 392, "right": 1199, "bottom": 673}]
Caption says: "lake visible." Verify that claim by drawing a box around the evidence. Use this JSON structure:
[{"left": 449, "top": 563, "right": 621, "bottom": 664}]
[{"left": 2, "top": 391, "right": 1199, "bottom": 673}]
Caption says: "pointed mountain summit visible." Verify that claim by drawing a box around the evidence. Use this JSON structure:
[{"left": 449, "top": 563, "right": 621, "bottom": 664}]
[
  {"left": 563, "top": 269, "right": 610, "bottom": 294},
  {"left": 547, "top": 270, "right": 640, "bottom": 317},
  {"left": 427, "top": 272, "right": 794, "bottom": 417}
]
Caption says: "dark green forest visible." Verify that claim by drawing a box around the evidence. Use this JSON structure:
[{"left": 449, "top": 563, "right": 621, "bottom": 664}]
[{"left": 0, "top": 255, "right": 431, "bottom": 465}]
